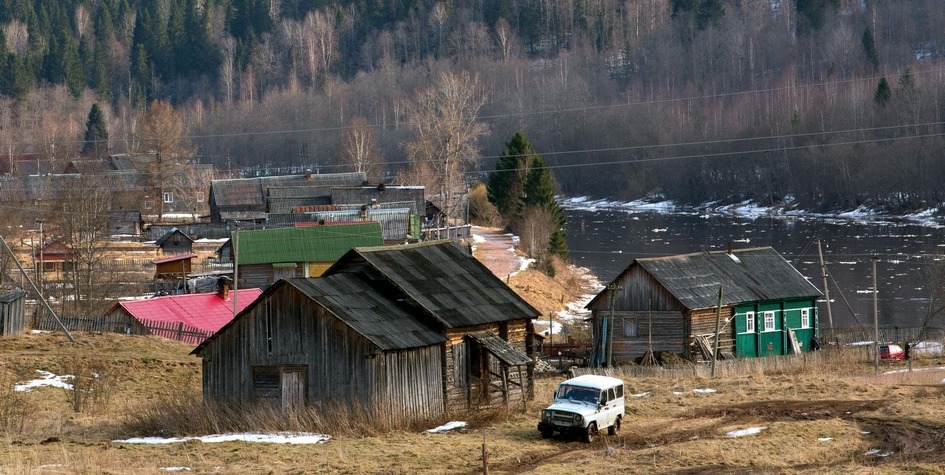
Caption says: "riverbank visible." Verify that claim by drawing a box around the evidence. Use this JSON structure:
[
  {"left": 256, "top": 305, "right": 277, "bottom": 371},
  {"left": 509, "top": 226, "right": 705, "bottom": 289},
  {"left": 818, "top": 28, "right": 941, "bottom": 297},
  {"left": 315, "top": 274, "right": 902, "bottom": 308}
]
[{"left": 470, "top": 226, "right": 601, "bottom": 335}]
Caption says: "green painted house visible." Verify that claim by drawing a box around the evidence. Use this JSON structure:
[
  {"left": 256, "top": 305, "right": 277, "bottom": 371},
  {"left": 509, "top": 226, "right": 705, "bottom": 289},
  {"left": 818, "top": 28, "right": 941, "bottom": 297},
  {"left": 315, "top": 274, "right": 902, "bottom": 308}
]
[
  {"left": 586, "top": 246, "right": 822, "bottom": 365},
  {"left": 232, "top": 222, "right": 384, "bottom": 288}
]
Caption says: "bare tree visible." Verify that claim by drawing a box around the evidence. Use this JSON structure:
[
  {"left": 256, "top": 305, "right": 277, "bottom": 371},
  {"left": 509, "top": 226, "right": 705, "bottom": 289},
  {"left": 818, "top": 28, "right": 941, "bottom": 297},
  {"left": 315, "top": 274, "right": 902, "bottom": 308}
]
[
  {"left": 404, "top": 70, "right": 488, "bottom": 228},
  {"left": 138, "top": 100, "right": 190, "bottom": 222},
  {"left": 338, "top": 116, "right": 382, "bottom": 180},
  {"left": 517, "top": 206, "right": 555, "bottom": 259},
  {"left": 219, "top": 36, "right": 237, "bottom": 104},
  {"left": 58, "top": 175, "right": 112, "bottom": 314},
  {"left": 168, "top": 164, "right": 214, "bottom": 221}
]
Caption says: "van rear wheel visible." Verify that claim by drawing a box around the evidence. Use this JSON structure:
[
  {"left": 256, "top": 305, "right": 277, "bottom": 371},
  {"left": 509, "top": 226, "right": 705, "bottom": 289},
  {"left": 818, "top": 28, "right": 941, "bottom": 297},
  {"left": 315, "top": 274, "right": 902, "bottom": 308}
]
[
  {"left": 608, "top": 417, "right": 621, "bottom": 436},
  {"left": 583, "top": 422, "right": 597, "bottom": 443}
]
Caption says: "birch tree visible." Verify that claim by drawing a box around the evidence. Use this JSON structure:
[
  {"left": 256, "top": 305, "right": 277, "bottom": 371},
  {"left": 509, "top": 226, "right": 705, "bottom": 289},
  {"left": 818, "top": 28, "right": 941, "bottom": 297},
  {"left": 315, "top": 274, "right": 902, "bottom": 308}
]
[
  {"left": 404, "top": 70, "right": 488, "bottom": 228},
  {"left": 338, "top": 116, "right": 382, "bottom": 180}
]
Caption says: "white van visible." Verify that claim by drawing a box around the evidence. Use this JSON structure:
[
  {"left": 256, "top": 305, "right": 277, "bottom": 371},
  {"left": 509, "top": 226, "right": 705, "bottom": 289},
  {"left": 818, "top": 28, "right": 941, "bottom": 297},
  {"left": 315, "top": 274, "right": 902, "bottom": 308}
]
[{"left": 537, "top": 374, "right": 625, "bottom": 442}]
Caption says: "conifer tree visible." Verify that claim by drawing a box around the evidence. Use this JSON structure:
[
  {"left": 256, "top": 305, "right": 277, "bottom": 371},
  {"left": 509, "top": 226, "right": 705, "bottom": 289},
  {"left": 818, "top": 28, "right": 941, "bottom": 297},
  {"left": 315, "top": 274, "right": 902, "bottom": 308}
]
[{"left": 82, "top": 103, "right": 109, "bottom": 158}]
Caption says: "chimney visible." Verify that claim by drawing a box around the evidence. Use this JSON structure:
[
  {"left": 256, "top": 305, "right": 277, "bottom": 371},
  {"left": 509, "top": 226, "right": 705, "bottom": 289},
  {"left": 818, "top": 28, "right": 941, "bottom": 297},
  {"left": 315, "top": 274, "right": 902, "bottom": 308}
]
[
  {"left": 305, "top": 172, "right": 313, "bottom": 180},
  {"left": 217, "top": 276, "right": 231, "bottom": 300},
  {"left": 727, "top": 242, "right": 734, "bottom": 254}
]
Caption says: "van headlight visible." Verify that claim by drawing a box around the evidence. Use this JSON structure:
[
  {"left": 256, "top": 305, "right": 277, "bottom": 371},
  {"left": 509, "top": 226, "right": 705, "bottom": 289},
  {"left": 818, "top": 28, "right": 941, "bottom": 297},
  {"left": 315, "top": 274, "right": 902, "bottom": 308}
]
[
  {"left": 573, "top": 414, "right": 583, "bottom": 425},
  {"left": 541, "top": 410, "right": 551, "bottom": 421}
]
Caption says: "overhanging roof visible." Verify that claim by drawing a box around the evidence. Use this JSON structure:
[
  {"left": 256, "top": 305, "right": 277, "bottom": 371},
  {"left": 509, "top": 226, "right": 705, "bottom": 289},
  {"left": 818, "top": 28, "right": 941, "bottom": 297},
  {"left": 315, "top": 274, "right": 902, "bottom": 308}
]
[{"left": 467, "top": 331, "right": 531, "bottom": 366}]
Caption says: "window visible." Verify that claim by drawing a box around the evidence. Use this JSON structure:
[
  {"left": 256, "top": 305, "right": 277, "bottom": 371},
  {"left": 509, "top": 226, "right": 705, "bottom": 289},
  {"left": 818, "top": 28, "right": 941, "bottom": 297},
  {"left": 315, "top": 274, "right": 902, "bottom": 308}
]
[
  {"left": 801, "top": 308, "right": 810, "bottom": 328},
  {"left": 163, "top": 192, "right": 174, "bottom": 203},
  {"left": 144, "top": 201, "right": 153, "bottom": 210},
  {"left": 745, "top": 311, "right": 755, "bottom": 333},
  {"left": 763, "top": 311, "right": 776, "bottom": 331},
  {"left": 622, "top": 318, "right": 637, "bottom": 337}
]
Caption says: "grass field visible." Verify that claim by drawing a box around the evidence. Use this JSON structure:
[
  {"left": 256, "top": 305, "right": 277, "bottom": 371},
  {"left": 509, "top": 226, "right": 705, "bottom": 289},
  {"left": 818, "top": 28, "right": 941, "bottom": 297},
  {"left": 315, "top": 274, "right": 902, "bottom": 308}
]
[{"left": 1, "top": 331, "right": 944, "bottom": 474}]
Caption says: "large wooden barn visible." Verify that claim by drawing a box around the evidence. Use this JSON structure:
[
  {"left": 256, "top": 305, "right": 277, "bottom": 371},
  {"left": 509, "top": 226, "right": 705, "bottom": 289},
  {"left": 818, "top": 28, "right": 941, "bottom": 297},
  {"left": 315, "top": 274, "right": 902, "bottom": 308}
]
[
  {"left": 587, "top": 246, "right": 821, "bottom": 365},
  {"left": 192, "top": 241, "right": 540, "bottom": 423}
]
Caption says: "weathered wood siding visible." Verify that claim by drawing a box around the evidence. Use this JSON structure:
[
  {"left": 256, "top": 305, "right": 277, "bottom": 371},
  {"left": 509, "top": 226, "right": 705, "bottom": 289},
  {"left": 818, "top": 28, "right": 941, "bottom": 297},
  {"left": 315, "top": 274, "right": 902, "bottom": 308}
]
[
  {"left": 0, "top": 296, "right": 25, "bottom": 336},
  {"left": 200, "top": 285, "right": 444, "bottom": 423},
  {"left": 238, "top": 264, "right": 275, "bottom": 289},
  {"left": 155, "top": 259, "right": 192, "bottom": 277},
  {"left": 589, "top": 267, "right": 689, "bottom": 364},
  {"left": 442, "top": 320, "right": 533, "bottom": 413}
]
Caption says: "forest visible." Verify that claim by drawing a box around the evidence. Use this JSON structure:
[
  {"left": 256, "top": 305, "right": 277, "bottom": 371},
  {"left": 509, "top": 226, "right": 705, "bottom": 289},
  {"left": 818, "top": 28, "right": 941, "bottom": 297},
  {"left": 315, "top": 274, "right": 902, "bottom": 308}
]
[{"left": 3, "top": 0, "right": 945, "bottom": 212}]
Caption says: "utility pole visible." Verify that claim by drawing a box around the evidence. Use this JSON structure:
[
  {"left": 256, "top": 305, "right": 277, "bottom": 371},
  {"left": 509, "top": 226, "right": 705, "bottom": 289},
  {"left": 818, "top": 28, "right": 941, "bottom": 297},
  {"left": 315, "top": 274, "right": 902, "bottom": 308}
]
[
  {"left": 816, "top": 237, "right": 834, "bottom": 338},
  {"left": 606, "top": 284, "right": 620, "bottom": 367},
  {"left": 36, "top": 219, "right": 44, "bottom": 301},
  {"left": 232, "top": 222, "right": 240, "bottom": 317},
  {"left": 873, "top": 255, "right": 879, "bottom": 374},
  {"left": 0, "top": 233, "right": 74, "bottom": 342},
  {"left": 711, "top": 286, "right": 723, "bottom": 378}
]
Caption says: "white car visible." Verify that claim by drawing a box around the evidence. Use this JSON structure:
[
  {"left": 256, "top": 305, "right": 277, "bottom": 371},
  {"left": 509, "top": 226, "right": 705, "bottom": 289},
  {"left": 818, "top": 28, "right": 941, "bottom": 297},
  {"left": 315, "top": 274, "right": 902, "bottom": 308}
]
[{"left": 538, "top": 375, "right": 625, "bottom": 442}]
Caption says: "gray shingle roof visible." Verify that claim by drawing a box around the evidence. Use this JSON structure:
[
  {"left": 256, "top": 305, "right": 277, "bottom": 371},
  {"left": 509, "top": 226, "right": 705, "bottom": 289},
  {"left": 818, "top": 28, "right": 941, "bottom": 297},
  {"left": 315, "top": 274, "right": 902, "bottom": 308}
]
[
  {"left": 592, "top": 247, "right": 822, "bottom": 310},
  {"left": 210, "top": 173, "right": 366, "bottom": 208},
  {"left": 326, "top": 241, "right": 541, "bottom": 328},
  {"left": 286, "top": 275, "right": 445, "bottom": 350}
]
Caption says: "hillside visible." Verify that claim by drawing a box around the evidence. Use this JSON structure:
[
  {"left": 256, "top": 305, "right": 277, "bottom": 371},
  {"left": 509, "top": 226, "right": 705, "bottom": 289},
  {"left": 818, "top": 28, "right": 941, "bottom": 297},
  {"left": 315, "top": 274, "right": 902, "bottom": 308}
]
[{"left": 2, "top": 2, "right": 945, "bottom": 212}]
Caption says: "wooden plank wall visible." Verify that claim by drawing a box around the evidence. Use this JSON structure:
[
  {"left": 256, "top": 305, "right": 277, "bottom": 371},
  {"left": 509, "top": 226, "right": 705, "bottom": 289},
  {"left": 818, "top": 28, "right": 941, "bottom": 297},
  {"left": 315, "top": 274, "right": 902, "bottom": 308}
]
[
  {"left": 608, "top": 311, "right": 686, "bottom": 362},
  {"left": 0, "top": 297, "right": 25, "bottom": 336},
  {"left": 199, "top": 284, "right": 445, "bottom": 423}
]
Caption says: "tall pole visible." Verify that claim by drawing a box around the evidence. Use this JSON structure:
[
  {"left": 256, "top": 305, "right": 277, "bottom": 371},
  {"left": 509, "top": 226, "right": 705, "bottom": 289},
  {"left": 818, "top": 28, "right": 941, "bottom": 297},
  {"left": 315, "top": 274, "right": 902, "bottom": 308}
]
[
  {"left": 607, "top": 284, "right": 618, "bottom": 367},
  {"left": 711, "top": 286, "right": 723, "bottom": 378},
  {"left": 872, "top": 255, "right": 879, "bottom": 374},
  {"left": 816, "top": 238, "right": 834, "bottom": 338},
  {"left": 232, "top": 223, "right": 240, "bottom": 317},
  {"left": 0, "top": 234, "right": 74, "bottom": 342},
  {"left": 36, "top": 219, "right": 44, "bottom": 306}
]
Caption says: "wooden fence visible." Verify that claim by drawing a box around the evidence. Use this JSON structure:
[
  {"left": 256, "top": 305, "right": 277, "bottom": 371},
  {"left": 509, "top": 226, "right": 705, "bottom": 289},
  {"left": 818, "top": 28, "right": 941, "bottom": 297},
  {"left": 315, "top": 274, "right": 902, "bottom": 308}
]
[{"left": 29, "top": 313, "right": 212, "bottom": 346}]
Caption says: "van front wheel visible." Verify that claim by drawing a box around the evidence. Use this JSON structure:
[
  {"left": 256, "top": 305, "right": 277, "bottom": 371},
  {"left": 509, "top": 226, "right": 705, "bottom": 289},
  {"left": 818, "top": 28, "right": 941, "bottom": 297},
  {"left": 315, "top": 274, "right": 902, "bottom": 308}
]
[
  {"left": 583, "top": 422, "right": 597, "bottom": 443},
  {"left": 608, "top": 417, "right": 621, "bottom": 436}
]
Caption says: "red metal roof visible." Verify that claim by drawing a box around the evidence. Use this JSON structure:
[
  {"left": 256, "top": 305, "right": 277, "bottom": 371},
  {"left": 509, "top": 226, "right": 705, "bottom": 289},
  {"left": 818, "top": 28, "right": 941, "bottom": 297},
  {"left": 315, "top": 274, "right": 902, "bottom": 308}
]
[
  {"left": 152, "top": 253, "right": 198, "bottom": 264},
  {"left": 114, "top": 288, "right": 263, "bottom": 334}
]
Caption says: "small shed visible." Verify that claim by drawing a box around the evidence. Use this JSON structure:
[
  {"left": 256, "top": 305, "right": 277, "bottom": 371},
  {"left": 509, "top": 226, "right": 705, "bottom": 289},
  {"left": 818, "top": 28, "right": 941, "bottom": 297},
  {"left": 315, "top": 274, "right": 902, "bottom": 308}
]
[
  {"left": 587, "top": 246, "right": 822, "bottom": 365},
  {"left": 193, "top": 240, "right": 540, "bottom": 421},
  {"left": 153, "top": 253, "right": 197, "bottom": 279},
  {"left": 33, "top": 240, "right": 73, "bottom": 280},
  {"left": 155, "top": 228, "right": 194, "bottom": 255},
  {"left": 0, "top": 289, "right": 27, "bottom": 336}
]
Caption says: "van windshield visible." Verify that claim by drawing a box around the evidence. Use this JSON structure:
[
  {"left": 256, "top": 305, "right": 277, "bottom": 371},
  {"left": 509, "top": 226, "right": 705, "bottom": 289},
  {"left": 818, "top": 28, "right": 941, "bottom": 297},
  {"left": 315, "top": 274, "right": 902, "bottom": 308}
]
[{"left": 556, "top": 384, "right": 601, "bottom": 404}]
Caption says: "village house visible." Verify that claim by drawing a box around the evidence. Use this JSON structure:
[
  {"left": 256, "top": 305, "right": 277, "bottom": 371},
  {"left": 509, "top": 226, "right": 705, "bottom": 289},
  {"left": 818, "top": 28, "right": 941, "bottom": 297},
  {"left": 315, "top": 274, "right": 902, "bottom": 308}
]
[
  {"left": 587, "top": 246, "right": 822, "bottom": 365},
  {"left": 103, "top": 278, "right": 262, "bottom": 345},
  {"left": 229, "top": 222, "right": 384, "bottom": 288},
  {"left": 152, "top": 253, "right": 197, "bottom": 280},
  {"left": 192, "top": 241, "right": 540, "bottom": 422},
  {"left": 33, "top": 240, "right": 73, "bottom": 281}
]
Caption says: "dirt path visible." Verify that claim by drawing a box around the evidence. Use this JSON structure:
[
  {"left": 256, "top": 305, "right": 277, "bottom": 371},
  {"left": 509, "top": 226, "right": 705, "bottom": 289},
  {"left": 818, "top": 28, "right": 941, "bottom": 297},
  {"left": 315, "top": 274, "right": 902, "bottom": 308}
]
[{"left": 470, "top": 226, "right": 524, "bottom": 279}]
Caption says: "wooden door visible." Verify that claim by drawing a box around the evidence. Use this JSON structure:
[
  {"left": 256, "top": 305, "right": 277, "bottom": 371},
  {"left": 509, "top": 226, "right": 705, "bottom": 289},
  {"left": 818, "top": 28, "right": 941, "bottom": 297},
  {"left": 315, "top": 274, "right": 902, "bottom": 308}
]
[{"left": 281, "top": 369, "right": 306, "bottom": 411}]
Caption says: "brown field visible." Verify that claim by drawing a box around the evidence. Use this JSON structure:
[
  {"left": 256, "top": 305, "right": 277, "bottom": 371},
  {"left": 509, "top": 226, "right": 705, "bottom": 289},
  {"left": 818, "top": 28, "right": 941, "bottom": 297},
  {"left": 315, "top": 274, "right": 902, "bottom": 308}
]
[{"left": 1, "top": 331, "right": 944, "bottom": 474}]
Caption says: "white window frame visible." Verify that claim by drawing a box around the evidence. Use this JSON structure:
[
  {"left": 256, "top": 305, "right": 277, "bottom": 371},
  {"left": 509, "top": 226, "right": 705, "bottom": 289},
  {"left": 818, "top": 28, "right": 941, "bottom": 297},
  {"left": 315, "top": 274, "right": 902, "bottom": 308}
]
[
  {"left": 163, "top": 192, "right": 174, "bottom": 203},
  {"left": 763, "top": 311, "right": 776, "bottom": 332},
  {"left": 745, "top": 311, "right": 755, "bottom": 333},
  {"left": 801, "top": 308, "right": 810, "bottom": 328}
]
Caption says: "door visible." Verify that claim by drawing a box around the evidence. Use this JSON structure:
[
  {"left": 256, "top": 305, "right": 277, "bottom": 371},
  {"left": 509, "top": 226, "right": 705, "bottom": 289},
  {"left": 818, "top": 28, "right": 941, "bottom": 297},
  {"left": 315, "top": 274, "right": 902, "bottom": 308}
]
[{"left": 281, "top": 369, "right": 306, "bottom": 411}]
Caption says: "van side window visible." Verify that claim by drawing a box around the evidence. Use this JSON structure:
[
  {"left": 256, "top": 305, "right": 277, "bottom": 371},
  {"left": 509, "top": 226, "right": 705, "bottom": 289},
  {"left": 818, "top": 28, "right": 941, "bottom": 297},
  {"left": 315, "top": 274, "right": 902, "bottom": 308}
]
[
  {"left": 608, "top": 387, "right": 616, "bottom": 401},
  {"left": 615, "top": 385, "right": 624, "bottom": 398}
]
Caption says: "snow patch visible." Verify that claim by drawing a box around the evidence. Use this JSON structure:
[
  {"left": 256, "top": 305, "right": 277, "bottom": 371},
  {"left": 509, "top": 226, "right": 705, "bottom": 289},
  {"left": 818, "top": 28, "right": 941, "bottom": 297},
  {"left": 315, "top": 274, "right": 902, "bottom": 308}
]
[
  {"left": 726, "top": 427, "right": 766, "bottom": 438},
  {"left": 692, "top": 388, "right": 717, "bottom": 394},
  {"left": 425, "top": 421, "right": 468, "bottom": 434},
  {"left": 471, "top": 234, "right": 487, "bottom": 243},
  {"left": 818, "top": 437, "right": 834, "bottom": 442},
  {"left": 14, "top": 370, "right": 73, "bottom": 392},
  {"left": 114, "top": 432, "right": 330, "bottom": 445},
  {"left": 631, "top": 392, "right": 650, "bottom": 398}
]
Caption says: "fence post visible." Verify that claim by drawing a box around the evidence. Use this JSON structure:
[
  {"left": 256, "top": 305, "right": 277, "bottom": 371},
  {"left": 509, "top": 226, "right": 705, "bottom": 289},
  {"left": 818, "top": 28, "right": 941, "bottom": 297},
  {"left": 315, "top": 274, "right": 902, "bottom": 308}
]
[{"left": 176, "top": 321, "right": 184, "bottom": 341}]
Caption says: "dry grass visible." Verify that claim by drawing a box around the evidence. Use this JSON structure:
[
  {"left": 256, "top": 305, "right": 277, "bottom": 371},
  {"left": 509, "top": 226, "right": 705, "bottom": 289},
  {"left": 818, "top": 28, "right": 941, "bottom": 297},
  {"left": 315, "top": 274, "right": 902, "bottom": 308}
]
[{"left": 2, "top": 332, "right": 945, "bottom": 474}]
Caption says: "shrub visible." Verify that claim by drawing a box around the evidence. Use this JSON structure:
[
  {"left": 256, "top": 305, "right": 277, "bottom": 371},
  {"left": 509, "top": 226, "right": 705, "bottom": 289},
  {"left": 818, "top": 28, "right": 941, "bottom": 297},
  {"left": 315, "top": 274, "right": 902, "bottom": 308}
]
[
  {"left": 60, "top": 358, "right": 116, "bottom": 413},
  {"left": 0, "top": 376, "right": 36, "bottom": 437}
]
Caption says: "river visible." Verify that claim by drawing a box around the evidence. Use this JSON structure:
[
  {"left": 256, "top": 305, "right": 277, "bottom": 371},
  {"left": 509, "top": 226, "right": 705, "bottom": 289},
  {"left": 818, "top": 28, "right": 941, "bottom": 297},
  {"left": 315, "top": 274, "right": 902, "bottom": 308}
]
[{"left": 562, "top": 201, "right": 945, "bottom": 330}]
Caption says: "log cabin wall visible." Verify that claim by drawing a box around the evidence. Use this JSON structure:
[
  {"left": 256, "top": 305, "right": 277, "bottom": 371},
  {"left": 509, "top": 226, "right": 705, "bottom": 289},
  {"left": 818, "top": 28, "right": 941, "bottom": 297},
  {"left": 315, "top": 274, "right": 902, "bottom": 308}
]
[
  {"left": 442, "top": 320, "right": 532, "bottom": 413},
  {"left": 200, "top": 285, "right": 445, "bottom": 423},
  {"left": 688, "top": 306, "right": 736, "bottom": 360}
]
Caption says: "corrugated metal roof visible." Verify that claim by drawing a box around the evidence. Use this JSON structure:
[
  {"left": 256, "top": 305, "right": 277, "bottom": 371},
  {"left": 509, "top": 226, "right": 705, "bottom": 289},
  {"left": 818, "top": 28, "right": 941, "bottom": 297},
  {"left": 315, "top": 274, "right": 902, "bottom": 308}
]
[
  {"left": 111, "top": 288, "right": 262, "bottom": 334},
  {"left": 0, "top": 289, "right": 26, "bottom": 303},
  {"left": 235, "top": 222, "right": 383, "bottom": 265},
  {"left": 327, "top": 241, "right": 541, "bottom": 329},
  {"left": 466, "top": 331, "right": 531, "bottom": 365},
  {"left": 210, "top": 173, "right": 365, "bottom": 207},
  {"left": 287, "top": 276, "right": 445, "bottom": 350},
  {"left": 590, "top": 247, "right": 822, "bottom": 310}
]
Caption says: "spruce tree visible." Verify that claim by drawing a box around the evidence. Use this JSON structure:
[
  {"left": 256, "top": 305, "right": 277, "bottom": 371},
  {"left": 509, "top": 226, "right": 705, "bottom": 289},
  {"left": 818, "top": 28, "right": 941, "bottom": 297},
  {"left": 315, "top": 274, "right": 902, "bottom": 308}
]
[{"left": 82, "top": 103, "right": 109, "bottom": 158}]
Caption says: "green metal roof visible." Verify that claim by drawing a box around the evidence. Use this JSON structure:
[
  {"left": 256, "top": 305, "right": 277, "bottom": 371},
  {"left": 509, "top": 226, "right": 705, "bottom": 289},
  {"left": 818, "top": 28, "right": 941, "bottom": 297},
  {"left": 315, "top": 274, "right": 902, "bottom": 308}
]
[{"left": 234, "top": 223, "right": 383, "bottom": 265}]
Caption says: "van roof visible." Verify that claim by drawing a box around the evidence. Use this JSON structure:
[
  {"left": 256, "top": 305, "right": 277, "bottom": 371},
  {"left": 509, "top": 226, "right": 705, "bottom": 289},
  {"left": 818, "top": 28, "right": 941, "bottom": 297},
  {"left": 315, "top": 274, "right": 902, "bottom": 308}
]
[{"left": 561, "top": 374, "right": 624, "bottom": 390}]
